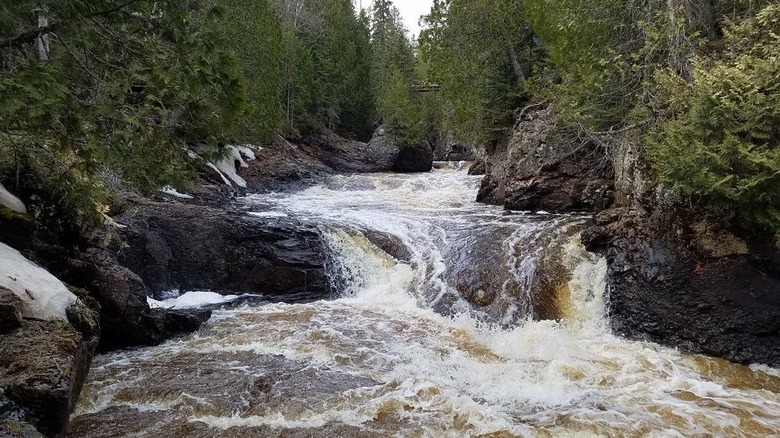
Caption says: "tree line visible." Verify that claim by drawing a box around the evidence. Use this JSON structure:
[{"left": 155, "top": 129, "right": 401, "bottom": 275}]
[
  {"left": 0, "top": 0, "right": 419, "bottom": 234},
  {"left": 417, "top": 0, "right": 779, "bottom": 231},
  {"left": 2, "top": 0, "right": 777, "bottom": 233}
]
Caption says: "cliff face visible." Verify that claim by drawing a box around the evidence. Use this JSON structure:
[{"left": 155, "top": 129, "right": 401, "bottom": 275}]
[
  {"left": 479, "top": 103, "right": 780, "bottom": 366},
  {"left": 477, "top": 105, "right": 614, "bottom": 213}
]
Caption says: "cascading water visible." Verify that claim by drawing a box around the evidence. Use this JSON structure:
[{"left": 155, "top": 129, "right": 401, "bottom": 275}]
[{"left": 69, "top": 166, "right": 780, "bottom": 437}]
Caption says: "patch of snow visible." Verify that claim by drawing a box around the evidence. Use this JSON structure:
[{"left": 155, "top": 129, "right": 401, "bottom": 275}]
[
  {"left": 0, "top": 242, "right": 77, "bottom": 321},
  {"left": 0, "top": 182, "right": 27, "bottom": 214},
  {"left": 161, "top": 186, "right": 194, "bottom": 199},
  {"left": 233, "top": 144, "right": 261, "bottom": 161},
  {"left": 209, "top": 145, "right": 248, "bottom": 188},
  {"left": 206, "top": 162, "right": 233, "bottom": 187},
  {"left": 146, "top": 291, "right": 252, "bottom": 310},
  {"left": 248, "top": 211, "right": 288, "bottom": 219}
]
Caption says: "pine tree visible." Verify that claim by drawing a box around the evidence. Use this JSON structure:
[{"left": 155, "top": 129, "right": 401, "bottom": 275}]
[
  {"left": 219, "top": 0, "right": 285, "bottom": 144},
  {"left": 0, "top": 1, "right": 246, "bottom": 231}
]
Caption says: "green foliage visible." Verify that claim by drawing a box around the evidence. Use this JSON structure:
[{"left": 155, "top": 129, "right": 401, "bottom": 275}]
[
  {"left": 0, "top": 0, "right": 246, "bottom": 233},
  {"left": 650, "top": 4, "right": 780, "bottom": 230},
  {"left": 525, "top": 0, "right": 646, "bottom": 131},
  {"left": 270, "top": 0, "right": 375, "bottom": 140},
  {"left": 419, "top": 0, "right": 533, "bottom": 145},
  {"left": 369, "top": 0, "right": 422, "bottom": 143},
  {"left": 219, "top": 0, "right": 285, "bottom": 143}
]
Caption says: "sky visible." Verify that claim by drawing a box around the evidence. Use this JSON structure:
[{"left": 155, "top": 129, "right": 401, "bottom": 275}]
[{"left": 355, "top": 0, "right": 434, "bottom": 39}]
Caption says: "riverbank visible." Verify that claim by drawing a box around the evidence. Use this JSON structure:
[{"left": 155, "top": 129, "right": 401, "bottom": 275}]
[
  {"left": 0, "top": 128, "right": 437, "bottom": 436},
  {"left": 476, "top": 102, "right": 780, "bottom": 367},
  {"left": 69, "top": 167, "right": 780, "bottom": 437}
]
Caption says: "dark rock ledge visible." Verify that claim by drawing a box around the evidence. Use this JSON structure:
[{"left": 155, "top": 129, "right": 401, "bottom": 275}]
[
  {"left": 475, "top": 102, "right": 780, "bottom": 367},
  {"left": 583, "top": 209, "right": 780, "bottom": 367},
  {"left": 476, "top": 105, "right": 614, "bottom": 213}
]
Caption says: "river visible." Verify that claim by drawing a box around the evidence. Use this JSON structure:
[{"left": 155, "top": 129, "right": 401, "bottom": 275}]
[{"left": 69, "top": 165, "right": 780, "bottom": 437}]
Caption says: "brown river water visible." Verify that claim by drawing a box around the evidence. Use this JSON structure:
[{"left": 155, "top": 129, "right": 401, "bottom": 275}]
[{"left": 70, "top": 165, "right": 780, "bottom": 437}]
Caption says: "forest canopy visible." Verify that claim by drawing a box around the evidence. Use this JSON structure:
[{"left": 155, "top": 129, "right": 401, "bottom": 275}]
[{"left": 1, "top": 0, "right": 778, "bottom": 232}]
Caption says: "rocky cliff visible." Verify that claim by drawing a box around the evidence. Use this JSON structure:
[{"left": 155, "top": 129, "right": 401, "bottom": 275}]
[
  {"left": 477, "top": 105, "right": 614, "bottom": 213},
  {"left": 478, "top": 102, "right": 780, "bottom": 367}
]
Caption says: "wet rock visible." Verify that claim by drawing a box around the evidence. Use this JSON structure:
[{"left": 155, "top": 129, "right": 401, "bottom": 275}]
[
  {"left": 477, "top": 104, "right": 614, "bottom": 213},
  {"left": 0, "top": 320, "right": 95, "bottom": 437},
  {"left": 587, "top": 211, "right": 780, "bottom": 366},
  {"left": 302, "top": 130, "right": 392, "bottom": 173},
  {"left": 113, "top": 202, "right": 331, "bottom": 303},
  {"left": 365, "top": 128, "right": 401, "bottom": 171},
  {"left": 581, "top": 226, "right": 609, "bottom": 252},
  {"left": 445, "top": 142, "right": 477, "bottom": 162},
  {"left": 363, "top": 230, "right": 413, "bottom": 263},
  {"left": 299, "top": 128, "right": 433, "bottom": 174},
  {"left": 241, "top": 138, "right": 334, "bottom": 193},
  {"left": 468, "top": 161, "right": 486, "bottom": 176},
  {"left": 0, "top": 287, "right": 23, "bottom": 333},
  {"left": 433, "top": 138, "right": 476, "bottom": 161},
  {"left": 70, "top": 248, "right": 209, "bottom": 350},
  {"left": 393, "top": 141, "right": 434, "bottom": 173}
]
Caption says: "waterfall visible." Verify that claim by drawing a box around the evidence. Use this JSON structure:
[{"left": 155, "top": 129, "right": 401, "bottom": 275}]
[{"left": 70, "top": 168, "right": 780, "bottom": 437}]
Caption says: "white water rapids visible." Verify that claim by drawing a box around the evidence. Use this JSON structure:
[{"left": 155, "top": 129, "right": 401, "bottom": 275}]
[{"left": 70, "top": 165, "right": 780, "bottom": 437}]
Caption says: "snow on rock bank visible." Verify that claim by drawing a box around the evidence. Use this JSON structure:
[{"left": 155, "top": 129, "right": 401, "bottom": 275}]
[
  {"left": 0, "top": 182, "right": 27, "bottom": 214},
  {"left": 147, "top": 291, "right": 245, "bottom": 310},
  {"left": 0, "top": 242, "right": 77, "bottom": 321},
  {"left": 161, "top": 185, "right": 194, "bottom": 199},
  {"left": 208, "top": 145, "right": 261, "bottom": 188}
]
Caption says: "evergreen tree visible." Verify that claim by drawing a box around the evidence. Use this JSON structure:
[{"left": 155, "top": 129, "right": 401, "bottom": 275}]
[
  {"left": 220, "top": 0, "right": 285, "bottom": 143},
  {"left": 369, "top": 0, "right": 421, "bottom": 143},
  {"left": 0, "top": 1, "right": 246, "bottom": 231},
  {"left": 269, "top": 0, "right": 374, "bottom": 139},
  {"left": 650, "top": 4, "right": 780, "bottom": 230},
  {"left": 419, "top": 0, "right": 535, "bottom": 144}
]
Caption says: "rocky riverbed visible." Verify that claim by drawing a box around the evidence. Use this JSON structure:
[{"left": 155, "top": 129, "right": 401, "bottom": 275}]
[
  {"left": 1, "top": 117, "right": 778, "bottom": 436},
  {"left": 0, "top": 129, "right": 435, "bottom": 436}
]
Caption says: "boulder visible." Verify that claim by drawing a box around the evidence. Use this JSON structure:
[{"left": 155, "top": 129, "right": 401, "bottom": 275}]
[
  {"left": 0, "top": 287, "right": 23, "bottom": 333},
  {"left": 298, "top": 128, "right": 433, "bottom": 174},
  {"left": 302, "top": 130, "right": 390, "bottom": 173},
  {"left": 240, "top": 137, "right": 333, "bottom": 193},
  {"left": 393, "top": 141, "right": 434, "bottom": 173},
  {"left": 433, "top": 140, "right": 477, "bottom": 162},
  {"left": 365, "top": 128, "right": 401, "bottom": 171},
  {"left": 0, "top": 320, "right": 95, "bottom": 437},
  {"left": 70, "top": 247, "right": 210, "bottom": 351},
  {"left": 113, "top": 202, "right": 331, "bottom": 303},
  {"left": 498, "top": 161, "right": 614, "bottom": 212}
]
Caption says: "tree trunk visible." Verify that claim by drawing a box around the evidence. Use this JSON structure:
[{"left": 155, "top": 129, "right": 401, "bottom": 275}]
[
  {"left": 35, "top": 7, "right": 50, "bottom": 62},
  {"left": 507, "top": 45, "right": 525, "bottom": 86}
]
